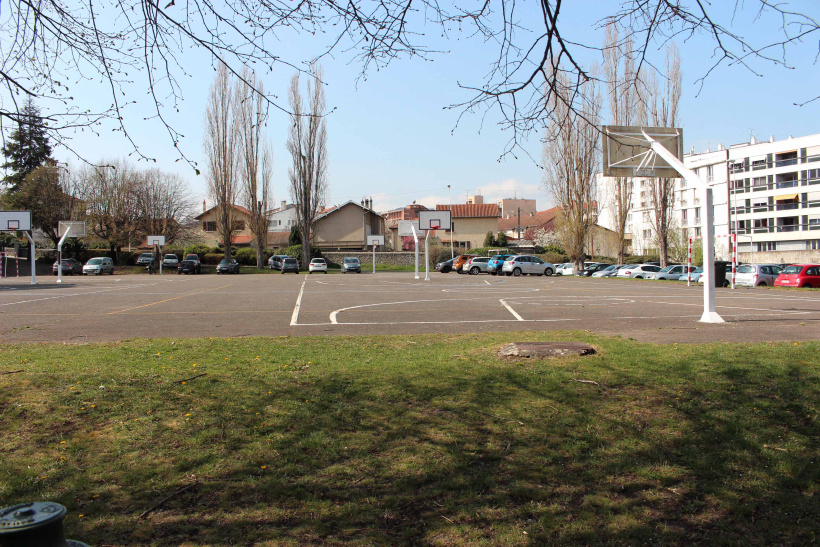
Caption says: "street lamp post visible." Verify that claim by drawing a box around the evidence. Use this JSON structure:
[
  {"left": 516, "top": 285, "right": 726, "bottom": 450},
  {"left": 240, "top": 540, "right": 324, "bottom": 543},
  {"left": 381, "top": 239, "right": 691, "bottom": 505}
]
[{"left": 448, "top": 185, "right": 454, "bottom": 259}]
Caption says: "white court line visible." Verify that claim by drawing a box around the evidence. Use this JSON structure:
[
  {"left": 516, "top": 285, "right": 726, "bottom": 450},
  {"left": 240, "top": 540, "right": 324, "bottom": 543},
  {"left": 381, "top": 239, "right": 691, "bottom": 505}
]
[
  {"left": 299, "top": 318, "right": 577, "bottom": 326},
  {"left": 0, "top": 282, "right": 160, "bottom": 307},
  {"left": 499, "top": 299, "right": 524, "bottom": 321},
  {"left": 329, "top": 298, "right": 445, "bottom": 324},
  {"left": 290, "top": 276, "right": 308, "bottom": 326}
]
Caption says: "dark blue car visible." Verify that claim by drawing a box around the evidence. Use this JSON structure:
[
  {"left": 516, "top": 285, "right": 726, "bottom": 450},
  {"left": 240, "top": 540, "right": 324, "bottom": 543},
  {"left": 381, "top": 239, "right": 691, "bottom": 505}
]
[{"left": 487, "top": 254, "right": 514, "bottom": 275}]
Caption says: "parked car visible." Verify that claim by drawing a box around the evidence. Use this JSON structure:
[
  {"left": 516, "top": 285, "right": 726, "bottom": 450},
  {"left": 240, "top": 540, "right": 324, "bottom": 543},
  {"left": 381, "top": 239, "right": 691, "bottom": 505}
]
[
  {"left": 83, "top": 257, "right": 114, "bottom": 275},
  {"left": 577, "top": 263, "right": 612, "bottom": 277},
  {"left": 435, "top": 258, "right": 455, "bottom": 273},
  {"left": 216, "top": 258, "right": 240, "bottom": 274},
  {"left": 268, "top": 254, "right": 290, "bottom": 270},
  {"left": 52, "top": 258, "right": 82, "bottom": 275},
  {"left": 464, "top": 256, "right": 491, "bottom": 275},
  {"left": 774, "top": 264, "right": 820, "bottom": 288},
  {"left": 281, "top": 257, "right": 300, "bottom": 274},
  {"left": 178, "top": 259, "right": 202, "bottom": 275},
  {"left": 341, "top": 257, "right": 361, "bottom": 273},
  {"left": 735, "top": 264, "right": 783, "bottom": 287},
  {"left": 162, "top": 254, "right": 179, "bottom": 269},
  {"left": 685, "top": 267, "right": 704, "bottom": 282},
  {"left": 616, "top": 264, "right": 662, "bottom": 279},
  {"left": 555, "top": 263, "right": 573, "bottom": 276},
  {"left": 185, "top": 253, "right": 201, "bottom": 267},
  {"left": 591, "top": 264, "right": 626, "bottom": 278},
  {"left": 645, "top": 265, "right": 697, "bottom": 281},
  {"left": 501, "top": 255, "right": 555, "bottom": 277},
  {"left": 309, "top": 258, "right": 328, "bottom": 274},
  {"left": 136, "top": 252, "right": 155, "bottom": 266},
  {"left": 487, "top": 254, "right": 514, "bottom": 275},
  {"left": 453, "top": 254, "right": 478, "bottom": 274},
  {"left": 697, "top": 263, "right": 741, "bottom": 287}
]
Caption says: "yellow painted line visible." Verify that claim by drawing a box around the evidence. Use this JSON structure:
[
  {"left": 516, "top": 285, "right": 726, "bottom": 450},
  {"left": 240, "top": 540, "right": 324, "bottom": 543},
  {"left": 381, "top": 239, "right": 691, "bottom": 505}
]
[{"left": 106, "top": 284, "right": 231, "bottom": 315}]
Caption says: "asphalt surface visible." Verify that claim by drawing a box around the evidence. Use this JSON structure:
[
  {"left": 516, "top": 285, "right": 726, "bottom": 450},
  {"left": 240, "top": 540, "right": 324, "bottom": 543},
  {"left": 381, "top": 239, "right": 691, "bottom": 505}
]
[{"left": 1, "top": 270, "right": 818, "bottom": 344}]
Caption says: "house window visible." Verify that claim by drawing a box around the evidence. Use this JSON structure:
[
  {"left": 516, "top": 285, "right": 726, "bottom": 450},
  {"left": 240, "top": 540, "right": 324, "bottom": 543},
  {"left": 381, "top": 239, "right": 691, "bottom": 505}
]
[
  {"left": 203, "top": 221, "right": 216, "bottom": 232},
  {"left": 232, "top": 220, "right": 246, "bottom": 231}
]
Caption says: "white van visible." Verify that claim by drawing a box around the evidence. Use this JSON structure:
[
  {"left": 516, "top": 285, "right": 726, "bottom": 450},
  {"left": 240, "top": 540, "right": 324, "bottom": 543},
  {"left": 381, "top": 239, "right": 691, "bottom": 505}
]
[{"left": 83, "top": 257, "right": 115, "bottom": 275}]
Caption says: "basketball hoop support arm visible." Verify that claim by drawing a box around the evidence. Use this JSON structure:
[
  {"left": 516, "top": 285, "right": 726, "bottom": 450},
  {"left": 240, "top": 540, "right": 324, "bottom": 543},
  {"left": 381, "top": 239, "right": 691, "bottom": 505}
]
[
  {"left": 642, "top": 130, "right": 723, "bottom": 324},
  {"left": 57, "top": 226, "right": 71, "bottom": 284}
]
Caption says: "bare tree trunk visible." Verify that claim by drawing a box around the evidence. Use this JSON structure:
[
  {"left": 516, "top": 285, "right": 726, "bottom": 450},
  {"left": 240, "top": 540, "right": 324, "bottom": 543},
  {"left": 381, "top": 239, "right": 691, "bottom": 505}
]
[
  {"left": 542, "top": 70, "right": 602, "bottom": 271},
  {"left": 287, "top": 63, "right": 328, "bottom": 268},
  {"left": 603, "top": 24, "right": 646, "bottom": 264},
  {"left": 647, "top": 44, "right": 682, "bottom": 267},
  {"left": 204, "top": 63, "right": 238, "bottom": 260},
  {"left": 237, "top": 68, "right": 273, "bottom": 268}
]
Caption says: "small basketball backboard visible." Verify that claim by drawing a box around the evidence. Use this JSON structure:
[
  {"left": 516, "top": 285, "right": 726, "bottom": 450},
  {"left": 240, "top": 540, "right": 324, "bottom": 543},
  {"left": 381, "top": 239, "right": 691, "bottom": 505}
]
[
  {"left": 147, "top": 235, "right": 166, "bottom": 247},
  {"left": 58, "top": 220, "right": 86, "bottom": 238},
  {"left": 419, "top": 210, "right": 451, "bottom": 231},
  {"left": 397, "top": 220, "right": 417, "bottom": 237},
  {"left": 366, "top": 234, "right": 385, "bottom": 246},
  {"left": 602, "top": 126, "right": 683, "bottom": 178},
  {"left": 0, "top": 211, "right": 32, "bottom": 231}
]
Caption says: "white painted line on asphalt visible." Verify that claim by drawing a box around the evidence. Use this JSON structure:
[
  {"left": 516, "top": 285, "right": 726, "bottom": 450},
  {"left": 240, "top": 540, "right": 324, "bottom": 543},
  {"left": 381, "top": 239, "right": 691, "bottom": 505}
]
[
  {"left": 290, "top": 276, "right": 307, "bottom": 326},
  {"left": 0, "top": 282, "right": 160, "bottom": 307},
  {"left": 499, "top": 299, "right": 524, "bottom": 321},
  {"left": 329, "top": 298, "right": 445, "bottom": 324},
  {"left": 297, "top": 318, "right": 577, "bottom": 326},
  {"left": 484, "top": 280, "right": 491, "bottom": 285}
]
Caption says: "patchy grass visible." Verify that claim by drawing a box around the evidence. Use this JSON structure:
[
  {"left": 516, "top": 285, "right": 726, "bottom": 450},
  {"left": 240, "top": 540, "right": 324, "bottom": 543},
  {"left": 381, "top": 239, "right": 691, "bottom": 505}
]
[{"left": 1, "top": 333, "right": 817, "bottom": 546}]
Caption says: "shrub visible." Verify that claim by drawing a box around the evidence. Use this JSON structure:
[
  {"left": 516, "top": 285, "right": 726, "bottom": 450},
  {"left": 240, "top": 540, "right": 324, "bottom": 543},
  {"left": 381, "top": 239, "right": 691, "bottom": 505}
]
[
  {"left": 536, "top": 252, "right": 567, "bottom": 265},
  {"left": 288, "top": 225, "right": 302, "bottom": 246},
  {"left": 202, "top": 253, "right": 224, "bottom": 265},
  {"left": 234, "top": 247, "right": 261, "bottom": 266},
  {"left": 624, "top": 254, "right": 660, "bottom": 264},
  {"left": 283, "top": 244, "right": 322, "bottom": 263}
]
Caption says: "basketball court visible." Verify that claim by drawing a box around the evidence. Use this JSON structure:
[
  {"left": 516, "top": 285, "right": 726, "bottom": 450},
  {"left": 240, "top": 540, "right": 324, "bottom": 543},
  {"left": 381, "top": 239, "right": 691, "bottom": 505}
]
[{"left": 0, "top": 272, "right": 817, "bottom": 343}]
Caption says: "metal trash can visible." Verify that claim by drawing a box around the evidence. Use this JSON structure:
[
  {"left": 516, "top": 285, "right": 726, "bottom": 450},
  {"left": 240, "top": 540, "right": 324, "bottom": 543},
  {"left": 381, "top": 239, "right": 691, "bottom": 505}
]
[
  {"left": 714, "top": 260, "right": 729, "bottom": 288},
  {"left": 0, "top": 502, "right": 89, "bottom": 547}
]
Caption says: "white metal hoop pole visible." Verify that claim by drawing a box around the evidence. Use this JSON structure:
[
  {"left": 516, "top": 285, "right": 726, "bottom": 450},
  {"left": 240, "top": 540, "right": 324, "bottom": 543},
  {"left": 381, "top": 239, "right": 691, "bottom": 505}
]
[
  {"left": 372, "top": 244, "right": 376, "bottom": 274},
  {"left": 424, "top": 229, "right": 431, "bottom": 281},
  {"left": 24, "top": 232, "right": 36, "bottom": 285},
  {"left": 56, "top": 226, "right": 71, "bottom": 283},
  {"left": 687, "top": 237, "right": 692, "bottom": 286},
  {"left": 642, "top": 130, "right": 723, "bottom": 323}
]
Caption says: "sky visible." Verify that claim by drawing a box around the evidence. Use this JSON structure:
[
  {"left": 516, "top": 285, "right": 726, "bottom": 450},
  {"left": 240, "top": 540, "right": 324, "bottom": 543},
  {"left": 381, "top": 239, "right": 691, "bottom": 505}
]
[{"left": 8, "top": 1, "right": 819, "bottom": 214}]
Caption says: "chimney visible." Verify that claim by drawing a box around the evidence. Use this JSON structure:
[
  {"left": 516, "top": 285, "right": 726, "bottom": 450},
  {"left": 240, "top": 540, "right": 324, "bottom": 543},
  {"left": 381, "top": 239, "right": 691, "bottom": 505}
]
[
  {"left": 281, "top": 200, "right": 286, "bottom": 210},
  {"left": 203, "top": 200, "right": 206, "bottom": 213},
  {"left": 769, "top": 135, "right": 775, "bottom": 143}
]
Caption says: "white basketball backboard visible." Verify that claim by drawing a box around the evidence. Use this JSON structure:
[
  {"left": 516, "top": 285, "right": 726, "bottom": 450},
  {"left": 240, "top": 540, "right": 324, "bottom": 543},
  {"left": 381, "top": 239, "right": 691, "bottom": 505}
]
[
  {"left": 397, "top": 220, "right": 417, "bottom": 237},
  {"left": 148, "top": 235, "right": 166, "bottom": 247},
  {"left": 0, "top": 211, "right": 32, "bottom": 231},
  {"left": 602, "top": 126, "right": 683, "bottom": 178},
  {"left": 418, "top": 210, "right": 451, "bottom": 231},
  {"left": 58, "top": 220, "right": 87, "bottom": 237},
  {"left": 366, "top": 234, "right": 385, "bottom": 246}
]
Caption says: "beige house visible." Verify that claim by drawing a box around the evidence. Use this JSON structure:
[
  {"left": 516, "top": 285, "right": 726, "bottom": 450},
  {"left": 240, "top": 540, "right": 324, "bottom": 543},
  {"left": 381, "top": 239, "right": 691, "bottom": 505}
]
[
  {"left": 435, "top": 204, "right": 500, "bottom": 249},
  {"left": 313, "top": 200, "right": 386, "bottom": 250},
  {"left": 194, "top": 203, "right": 255, "bottom": 247}
]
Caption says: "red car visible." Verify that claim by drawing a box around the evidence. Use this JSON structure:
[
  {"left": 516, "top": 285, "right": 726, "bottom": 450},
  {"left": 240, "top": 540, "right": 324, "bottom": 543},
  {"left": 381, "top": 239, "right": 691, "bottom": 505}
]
[{"left": 773, "top": 264, "right": 820, "bottom": 288}]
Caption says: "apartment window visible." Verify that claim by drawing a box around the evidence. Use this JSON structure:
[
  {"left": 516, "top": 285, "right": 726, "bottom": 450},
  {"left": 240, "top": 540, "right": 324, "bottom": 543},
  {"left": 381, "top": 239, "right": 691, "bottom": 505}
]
[
  {"left": 681, "top": 209, "right": 688, "bottom": 221},
  {"left": 694, "top": 207, "right": 701, "bottom": 220},
  {"left": 754, "top": 218, "right": 769, "bottom": 228},
  {"left": 640, "top": 191, "right": 646, "bottom": 198},
  {"left": 640, "top": 202, "right": 646, "bottom": 209},
  {"left": 695, "top": 227, "right": 701, "bottom": 236},
  {"left": 642, "top": 212, "right": 650, "bottom": 222},
  {"left": 627, "top": 214, "right": 632, "bottom": 221},
  {"left": 752, "top": 176, "right": 767, "bottom": 188},
  {"left": 680, "top": 200, "right": 687, "bottom": 207},
  {"left": 751, "top": 158, "right": 767, "bottom": 170},
  {"left": 732, "top": 178, "right": 746, "bottom": 190},
  {"left": 756, "top": 241, "right": 777, "bottom": 251},
  {"left": 203, "top": 221, "right": 216, "bottom": 232},
  {"left": 680, "top": 179, "right": 687, "bottom": 188},
  {"left": 809, "top": 168, "right": 819, "bottom": 181},
  {"left": 706, "top": 165, "right": 714, "bottom": 182},
  {"left": 643, "top": 229, "right": 651, "bottom": 239},
  {"left": 809, "top": 240, "right": 820, "bottom": 250}
]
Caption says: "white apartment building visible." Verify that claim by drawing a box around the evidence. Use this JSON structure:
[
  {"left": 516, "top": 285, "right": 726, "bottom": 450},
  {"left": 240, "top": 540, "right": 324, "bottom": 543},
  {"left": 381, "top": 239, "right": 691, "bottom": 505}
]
[{"left": 598, "top": 133, "right": 820, "bottom": 261}]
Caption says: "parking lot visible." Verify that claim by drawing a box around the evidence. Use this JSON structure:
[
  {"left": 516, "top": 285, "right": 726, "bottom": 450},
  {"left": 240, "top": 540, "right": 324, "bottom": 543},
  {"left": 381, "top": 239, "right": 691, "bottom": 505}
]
[{"left": 0, "top": 272, "right": 818, "bottom": 343}]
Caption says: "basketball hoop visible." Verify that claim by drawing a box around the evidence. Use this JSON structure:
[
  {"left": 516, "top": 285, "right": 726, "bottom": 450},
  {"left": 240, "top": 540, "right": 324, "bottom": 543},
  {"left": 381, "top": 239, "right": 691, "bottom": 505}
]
[{"left": 430, "top": 224, "right": 440, "bottom": 231}]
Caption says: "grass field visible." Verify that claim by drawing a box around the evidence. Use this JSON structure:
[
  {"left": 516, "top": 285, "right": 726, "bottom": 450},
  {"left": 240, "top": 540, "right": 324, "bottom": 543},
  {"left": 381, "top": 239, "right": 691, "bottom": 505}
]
[{"left": 1, "top": 333, "right": 817, "bottom": 546}]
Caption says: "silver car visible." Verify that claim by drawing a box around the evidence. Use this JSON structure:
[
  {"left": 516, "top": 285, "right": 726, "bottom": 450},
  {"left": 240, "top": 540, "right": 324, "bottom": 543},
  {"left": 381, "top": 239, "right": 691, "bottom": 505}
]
[
  {"left": 591, "top": 264, "right": 626, "bottom": 278},
  {"left": 162, "top": 254, "right": 179, "bottom": 269},
  {"left": 735, "top": 264, "right": 782, "bottom": 287},
  {"left": 464, "top": 256, "right": 491, "bottom": 275},
  {"left": 645, "top": 265, "right": 696, "bottom": 281},
  {"left": 501, "top": 255, "right": 555, "bottom": 277},
  {"left": 83, "top": 257, "right": 114, "bottom": 275},
  {"left": 341, "top": 257, "right": 361, "bottom": 273},
  {"left": 616, "top": 264, "right": 662, "bottom": 279}
]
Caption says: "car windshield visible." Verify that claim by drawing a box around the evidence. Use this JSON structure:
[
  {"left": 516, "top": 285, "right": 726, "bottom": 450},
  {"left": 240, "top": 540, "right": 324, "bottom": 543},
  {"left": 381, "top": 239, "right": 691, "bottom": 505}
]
[
  {"left": 165, "top": 255, "right": 177, "bottom": 259},
  {"left": 141, "top": 253, "right": 153, "bottom": 258},
  {"left": 781, "top": 265, "right": 802, "bottom": 274},
  {"left": 284, "top": 259, "right": 297, "bottom": 264},
  {"left": 344, "top": 258, "right": 359, "bottom": 263},
  {"left": 180, "top": 260, "right": 194, "bottom": 265},
  {"left": 311, "top": 259, "right": 325, "bottom": 263},
  {"left": 219, "top": 260, "right": 230, "bottom": 265},
  {"left": 186, "top": 255, "right": 197, "bottom": 259},
  {"left": 87, "top": 258, "right": 102, "bottom": 265},
  {"left": 602, "top": 265, "right": 616, "bottom": 271},
  {"left": 659, "top": 266, "right": 674, "bottom": 272}
]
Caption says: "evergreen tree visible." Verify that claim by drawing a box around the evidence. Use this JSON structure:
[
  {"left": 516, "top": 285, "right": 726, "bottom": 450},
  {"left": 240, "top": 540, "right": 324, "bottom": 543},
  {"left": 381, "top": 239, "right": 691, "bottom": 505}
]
[
  {"left": 2, "top": 98, "right": 54, "bottom": 196},
  {"left": 496, "top": 232, "right": 508, "bottom": 247},
  {"left": 483, "top": 231, "right": 496, "bottom": 247},
  {"left": 288, "top": 224, "right": 302, "bottom": 246}
]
